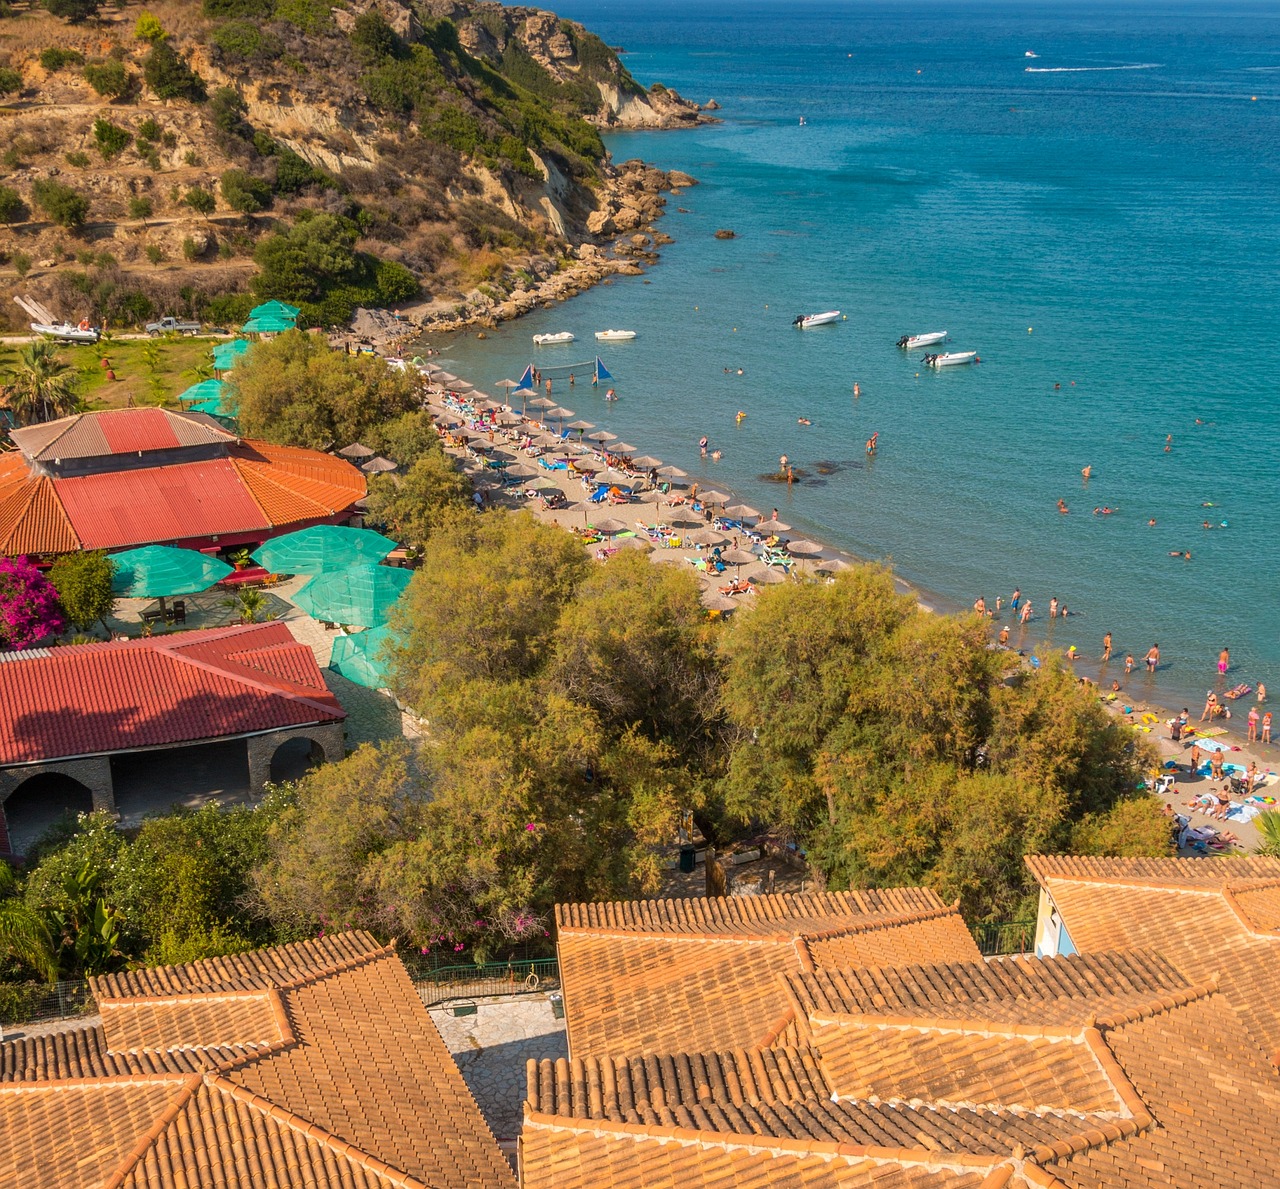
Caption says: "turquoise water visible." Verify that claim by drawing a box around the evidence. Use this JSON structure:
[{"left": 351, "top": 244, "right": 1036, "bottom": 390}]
[{"left": 436, "top": 0, "right": 1280, "bottom": 709}]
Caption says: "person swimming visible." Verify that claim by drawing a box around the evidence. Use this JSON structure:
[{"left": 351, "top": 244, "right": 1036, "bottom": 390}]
[
  {"left": 735, "top": 410, "right": 747, "bottom": 422},
  {"left": 797, "top": 417, "right": 811, "bottom": 425}
]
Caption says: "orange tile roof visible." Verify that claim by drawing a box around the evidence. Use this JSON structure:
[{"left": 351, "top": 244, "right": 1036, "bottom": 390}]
[
  {"left": 0, "top": 453, "right": 79, "bottom": 554},
  {"left": 232, "top": 440, "right": 367, "bottom": 526},
  {"left": 1, "top": 932, "right": 514, "bottom": 1189},
  {"left": 1027, "top": 855, "right": 1280, "bottom": 1064}
]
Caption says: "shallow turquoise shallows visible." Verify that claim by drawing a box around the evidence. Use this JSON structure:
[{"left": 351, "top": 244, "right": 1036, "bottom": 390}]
[{"left": 437, "top": 0, "right": 1280, "bottom": 709}]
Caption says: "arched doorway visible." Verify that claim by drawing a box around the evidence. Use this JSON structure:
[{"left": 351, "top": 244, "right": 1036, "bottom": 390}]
[
  {"left": 3, "top": 772, "right": 95, "bottom": 856},
  {"left": 269, "top": 736, "right": 327, "bottom": 784}
]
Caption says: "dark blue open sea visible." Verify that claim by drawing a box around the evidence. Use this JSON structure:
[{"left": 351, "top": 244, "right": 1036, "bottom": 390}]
[{"left": 437, "top": 0, "right": 1280, "bottom": 710}]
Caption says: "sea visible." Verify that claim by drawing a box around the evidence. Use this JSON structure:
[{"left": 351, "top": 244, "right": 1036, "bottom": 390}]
[{"left": 433, "top": 0, "right": 1280, "bottom": 713}]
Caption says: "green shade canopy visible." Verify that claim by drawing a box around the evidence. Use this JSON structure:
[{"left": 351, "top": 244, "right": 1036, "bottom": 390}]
[
  {"left": 180, "top": 378, "right": 236, "bottom": 418},
  {"left": 251, "top": 525, "right": 397, "bottom": 576},
  {"left": 242, "top": 314, "right": 297, "bottom": 334},
  {"left": 212, "top": 339, "right": 253, "bottom": 370},
  {"left": 293, "top": 563, "right": 412, "bottom": 627},
  {"left": 178, "top": 378, "right": 229, "bottom": 404},
  {"left": 249, "top": 300, "right": 300, "bottom": 321},
  {"left": 329, "top": 625, "right": 394, "bottom": 689},
  {"left": 110, "top": 545, "right": 233, "bottom": 598}
]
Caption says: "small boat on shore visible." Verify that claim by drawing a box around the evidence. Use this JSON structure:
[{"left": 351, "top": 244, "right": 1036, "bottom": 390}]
[
  {"left": 595, "top": 329, "right": 636, "bottom": 341},
  {"left": 924, "top": 351, "right": 978, "bottom": 367},
  {"left": 32, "top": 320, "right": 100, "bottom": 343},
  {"left": 793, "top": 310, "right": 841, "bottom": 329},
  {"left": 897, "top": 331, "right": 947, "bottom": 350},
  {"left": 533, "top": 331, "right": 574, "bottom": 346}
]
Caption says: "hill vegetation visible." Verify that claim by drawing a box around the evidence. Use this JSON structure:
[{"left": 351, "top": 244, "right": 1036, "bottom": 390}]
[{"left": 0, "top": 0, "right": 704, "bottom": 329}]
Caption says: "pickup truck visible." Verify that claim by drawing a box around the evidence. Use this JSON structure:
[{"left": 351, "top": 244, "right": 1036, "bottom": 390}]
[{"left": 145, "top": 317, "right": 202, "bottom": 336}]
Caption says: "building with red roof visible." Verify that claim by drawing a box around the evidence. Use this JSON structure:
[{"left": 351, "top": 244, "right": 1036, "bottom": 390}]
[
  {"left": 0, "top": 622, "right": 345, "bottom": 856},
  {"left": 0, "top": 408, "right": 365, "bottom": 556}
]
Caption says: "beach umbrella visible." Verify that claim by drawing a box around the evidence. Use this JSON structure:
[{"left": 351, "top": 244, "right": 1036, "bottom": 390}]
[
  {"left": 528, "top": 395, "right": 556, "bottom": 411},
  {"left": 686, "top": 528, "right": 730, "bottom": 547},
  {"left": 631, "top": 455, "right": 662, "bottom": 470},
  {"left": 586, "top": 430, "right": 617, "bottom": 445},
  {"left": 658, "top": 464, "right": 688, "bottom": 479},
  {"left": 723, "top": 503, "right": 760, "bottom": 521},
  {"left": 699, "top": 490, "right": 731, "bottom": 505},
  {"left": 497, "top": 378, "right": 521, "bottom": 391},
  {"left": 512, "top": 387, "right": 537, "bottom": 414},
  {"left": 702, "top": 592, "right": 741, "bottom": 613},
  {"left": 450, "top": 379, "right": 475, "bottom": 392},
  {"left": 747, "top": 566, "right": 787, "bottom": 585},
  {"left": 495, "top": 411, "right": 522, "bottom": 426},
  {"left": 361, "top": 456, "right": 398, "bottom": 474},
  {"left": 505, "top": 463, "right": 539, "bottom": 479},
  {"left": 722, "top": 548, "right": 757, "bottom": 567},
  {"left": 815, "top": 558, "right": 851, "bottom": 575},
  {"left": 610, "top": 442, "right": 638, "bottom": 454},
  {"left": 616, "top": 535, "right": 654, "bottom": 552},
  {"left": 329, "top": 625, "right": 395, "bottom": 690},
  {"left": 759, "top": 519, "right": 792, "bottom": 534},
  {"left": 252, "top": 525, "right": 396, "bottom": 576},
  {"left": 567, "top": 419, "right": 595, "bottom": 432},
  {"left": 591, "top": 517, "right": 628, "bottom": 535},
  {"left": 528, "top": 475, "right": 561, "bottom": 493},
  {"left": 434, "top": 370, "right": 460, "bottom": 385},
  {"left": 338, "top": 442, "right": 376, "bottom": 460},
  {"left": 293, "top": 563, "right": 412, "bottom": 627},
  {"left": 787, "top": 539, "right": 824, "bottom": 557},
  {"left": 571, "top": 459, "right": 602, "bottom": 473},
  {"left": 111, "top": 545, "right": 233, "bottom": 600}
]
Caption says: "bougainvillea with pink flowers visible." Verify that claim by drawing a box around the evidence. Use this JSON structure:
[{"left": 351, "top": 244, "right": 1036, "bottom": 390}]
[{"left": 0, "top": 556, "right": 66, "bottom": 649}]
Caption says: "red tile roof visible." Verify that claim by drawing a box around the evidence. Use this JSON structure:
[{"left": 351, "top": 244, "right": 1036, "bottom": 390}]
[
  {"left": 0, "top": 622, "right": 343, "bottom": 765},
  {"left": 9, "top": 408, "right": 234, "bottom": 461},
  {"left": 0, "top": 461, "right": 79, "bottom": 554},
  {"left": 1, "top": 932, "right": 515, "bottom": 1189}
]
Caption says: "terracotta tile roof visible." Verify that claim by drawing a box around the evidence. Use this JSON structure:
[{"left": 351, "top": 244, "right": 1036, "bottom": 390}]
[
  {"left": 0, "top": 623, "right": 343, "bottom": 766},
  {"left": 0, "top": 467, "right": 79, "bottom": 555},
  {"left": 9, "top": 408, "right": 234, "bottom": 462},
  {"left": 556, "top": 892, "right": 979, "bottom": 1061},
  {"left": 1027, "top": 855, "right": 1280, "bottom": 1064},
  {"left": 231, "top": 440, "right": 367, "bottom": 524},
  {"left": 0, "top": 932, "right": 514, "bottom": 1189}
]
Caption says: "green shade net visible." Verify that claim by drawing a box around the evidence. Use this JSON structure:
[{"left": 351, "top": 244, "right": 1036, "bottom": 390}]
[
  {"left": 293, "top": 563, "right": 412, "bottom": 627},
  {"left": 242, "top": 314, "right": 297, "bottom": 333},
  {"left": 212, "top": 339, "right": 253, "bottom": 370},
  {"left": 329, "top": 625, "right": 394, "bottom": 689},
  {"left": 249, "top": 300, "right": 300, "bottom": 321},
  {"left": 251, "top": 525, "right": 397, "bottom": 575},
  {"left": 110, "top": 545, "right": 233, "bottom": 597},
  {"left": 179, "top": 378, "right": 236, "bottom": 418}
]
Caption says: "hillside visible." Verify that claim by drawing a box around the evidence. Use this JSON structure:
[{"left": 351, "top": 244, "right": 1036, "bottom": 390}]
[{"left": 0, "top": 0, "right": 707, "bottom": 332}]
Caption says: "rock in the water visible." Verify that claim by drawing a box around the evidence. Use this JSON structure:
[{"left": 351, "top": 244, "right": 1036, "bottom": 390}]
[
  {"left": 705, "top": 99, "right": 721, "bottom": 110},
  {"left": 714, "top": 228, "right": 736, "bottom": 240}
]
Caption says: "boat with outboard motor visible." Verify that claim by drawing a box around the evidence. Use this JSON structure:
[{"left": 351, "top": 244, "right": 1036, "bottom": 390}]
[
  {"left": 594, "top": 330, "right": 636, "bottom": 341},
  {"left": 32, "top": 320, "right": 100, "bottom": 343},
  {"left": 897, "top": 331, "right": 947, "bottom": 350},
  {"left": 793, "top": 310, "right": 841, "bottom": 329},
  {"left": 924, "top": 351, "right": 978, "bottom": 367},
  {"left": 532, "top": 331, "right": 575, "bottom": 345}
]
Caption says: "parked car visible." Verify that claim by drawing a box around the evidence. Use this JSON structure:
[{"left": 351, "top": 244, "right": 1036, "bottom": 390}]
[{"left": 145, "top": 316, "right": 202, "bottom": 335}]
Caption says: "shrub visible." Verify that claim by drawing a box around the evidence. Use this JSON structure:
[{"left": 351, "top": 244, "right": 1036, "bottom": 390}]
[
  {"left": 0, "top": 66, "right": 23, "bottom": 95},
  {"left": 134, "top": 11, "right": 164, "bottom": 41},
  {"left": 138, "top": 144, "right": 161, "bottom": 169},
  {"left": 182, "top": 236, "right": 200, "bottom": 260},
  {"left": 144, "top": 40, "right": 205, "bottom": 101},
  {"left": 13, "top": 251, "right": 32, "bottom": 277},
  {"left": 274, "top": 0, "right": 330, "bottom": 34},
  {"left": 65, "top": 150, "right": 91, "bottom": 167},
  {"left": 202, "top": 0, "right": 273, "bottom": 16},
  {"left": 183, "top": 149, "right": 201, "bottom": 166},
  {"left": 161, "top": 129, "right": 177, "bottom": 148},
  {"left": 31, "top": 178, "right": 89, "bottom": 228},
  {"left": 127, "top": 195, "right": 153, "bottom": 222},
  {"left": 43, "top": 0, "right": 99, "bottom": 21},
  {"left": 272, "top": 144, "right": 326, "bottom": 193},
  {"left": 220, "top": 168, "right": 272, "bottom": 213},
  {"left": 40, "top": 47, "right": 84, "bottom": 71},
  {"left": 92, "top": 116, "right": 132, "bottom": 160},
  {"left": 83, "top": 58, "right": 131, "bottom": 100},
  {"left": 145, "top": 243, "right": 164, "bottom": 264},
  {"left": 210, "top": 21, "right": 282, "bottom": 64},
  {"left": 136, "top": 116, "right": 161, "bottom": 141},
  {"left": 184, "top": 186, "right": 215, "bottom": 216},
  {"left": 209, "top": 86, "right": 251, "bottom": 139},
  {"left": 0, "top": 184, "right": 27, "bottom": 223},
  {"left": 373, "top": 257, "right": 419, "bottom": 305}
]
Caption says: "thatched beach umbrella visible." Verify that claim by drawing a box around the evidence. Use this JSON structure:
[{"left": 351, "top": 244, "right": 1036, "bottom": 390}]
[
  {"left": 338, "top": 442, "right": 376, "bottom": 460},
  {"left": 361, "top": 456, "right": 398, "bottom": 474},
  {"left": 527, "top": 395, "right": 556, "bottom": 411},
  {"left": 567, "top": 419, "right": 595, "bottom": 432},
  {"left": 787, "top": 539, "right": 824, "bottom": 557},
  {"left": 591, "top": 517, "right": 627, "bottom": 535},
  {"left": 814, "top": 558, "right": 851, "bottom": 576},
  {"left": 701, "top": 591, "right": 741, "bottom": 613},
  {"left": 497, "top": 378, "right": 521, "bottom": 391},
  {"left": 722, "top": 548, "right": 757, "bottom": 567},
  {"left": 687, "top": 527, "right": 730, "bottom": 548},
  {"left": 658, "top": 464, "right": 688, "bottom": 479},
  {"left": 616, "top": 535, "right": 653, "bottom": 553},
  {"left": 723, "top": 503, "right": 760, "bottom": 522},
  {"left": 760, "top": 519, "right": 792, "bottom": 534},
  {"left": 586, "top": 430, "right": 617, "bottom": 445},
  {"left": 699, "top": 490, "right": 731, "bottom": 505},
  {"left": 610, "top": 442, "right": 638, "bottom": 454},
  {"left": 631, "top": 455, "right": 662, "bottom": 470},
  {"left": 495, "top": 410, "right": 522, "bottom": 426},
  {"left": 748, "top": 566, "right": 787, "bottom": 585}
]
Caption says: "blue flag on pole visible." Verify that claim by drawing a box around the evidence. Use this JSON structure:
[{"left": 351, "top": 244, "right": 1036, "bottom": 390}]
[
  {"left": 594, "top": 357, "right": 613, "bottom": 383},
  {"left": 517, "top": 364, "right": 535, "bottom": 389}
]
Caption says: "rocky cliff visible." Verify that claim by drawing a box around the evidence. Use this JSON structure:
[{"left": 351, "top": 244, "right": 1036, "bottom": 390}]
[{"left": 0, "top": 0, "right": 703, "bottom": 333}]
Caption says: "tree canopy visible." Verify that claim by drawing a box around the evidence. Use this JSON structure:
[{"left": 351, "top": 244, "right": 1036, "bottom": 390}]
[{"left": 48, "top": 550, "right": 114, "bottom": 631}]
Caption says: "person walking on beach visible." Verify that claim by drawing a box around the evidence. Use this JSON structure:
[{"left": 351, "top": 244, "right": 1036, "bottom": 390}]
[
  {"left": 1145, "top": 643, "right": 1160, "bottom": 673},
  {"left": 1190, "top": 740, "right": 1202, "bottom": 774},
  {"left": 1102, "top": 632, "right": 1112, "bottom": 662},
  {"left": 1248, "top": 705, "right": 1260, "bottom": 743},
  {"left": 1218, "top": 647, "right": 1230, "bottom": 676}
]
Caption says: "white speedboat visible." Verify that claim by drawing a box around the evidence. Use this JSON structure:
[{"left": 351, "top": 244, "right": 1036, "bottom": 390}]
[
  {"left": 793, "top": 310, "right": 841, "bottom": 329},
  {"left": 533, "top": 331, "right": 574, "bottom": 346},
  {"left": 595, "top": 329, "right": 636, "bottom": 341},
  {"left": 1025, "top": 50, "right": 1038, "bottom": 58},
  {"left": 897, "top": 331, "right": 947, "bottom": 350},
  {"left": 924, "top": 351, "right": 978, "bottom": 367},
  {"left": 32, "top": 321, "right": 100, "bottom": 344}
]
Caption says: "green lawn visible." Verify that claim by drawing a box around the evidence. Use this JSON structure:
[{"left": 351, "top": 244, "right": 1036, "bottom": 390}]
[{"left": 0, "top": 336, "right": 226, "bottom": 412}]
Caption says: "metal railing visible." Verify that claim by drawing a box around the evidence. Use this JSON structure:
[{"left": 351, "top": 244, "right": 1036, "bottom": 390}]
[
  {"left": 0, "top": 979, "right": 96, "bottom": 1031},
  {"left": 973, "top": 920, "right": 1037, "bottom": 957},
  {"left": 408, "top": 958, "right": 560, "bottom": 1007}
]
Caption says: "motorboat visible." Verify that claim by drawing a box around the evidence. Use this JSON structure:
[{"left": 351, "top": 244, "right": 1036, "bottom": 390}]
[
  {"left": 1025, "top": 50, "right": 1038, "bottom": 58},
  {"left": 897, "top": 331, "right": 947, "bottom": 350},
  {"left": 793, "top": 310, "right": 841, "bottom": 329},
  {"left": 594, "top": 329, "right": 636, "bottom": 341},
  {"left": 923, "top": 351, "right": 978, "bottom": 367},
  {"left": 32, "top": 321, "right": 100, "bottom": 344},
  {"left": 533, "top": 331, "right": 574, "bottom": 345}
]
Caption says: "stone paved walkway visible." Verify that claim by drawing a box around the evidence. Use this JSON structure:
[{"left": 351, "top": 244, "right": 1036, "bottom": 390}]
[{"left": 428, "top": 993, "right": 567, "bottom": 1141}]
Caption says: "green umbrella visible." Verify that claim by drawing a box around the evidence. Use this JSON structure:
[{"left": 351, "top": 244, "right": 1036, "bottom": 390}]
[
  {"left": 111, "top": 545, "right": 233, "bottom": 615},
  {"left": 251, "top": 525, "right": 397, "bottom": 575},
  {"left": 248, "top": 300, "right": 300, "bottom": 321},
  {"left": 212, "top": 339, "right": 253, "bottom": 371},
  {"left": 329, "top": 625, "right": 394, "bottom": 689},
  {"left": 178, "top": 378, "right": 229, "bottom": 405},
  {"left": 242, "top": 313, "right": 297, "bottom": 334},
  {"left": 293, "top": 563, "right": 412, "bottom": 627}
]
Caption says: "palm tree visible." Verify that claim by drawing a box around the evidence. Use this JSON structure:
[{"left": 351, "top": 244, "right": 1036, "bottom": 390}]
[
  {"left": 1257, "top": 810, "right": 1280, "bottom": 857},
  {"left": 0, "top": 866, "right": 59, "bottom": 986},
  {"left": 6, "top": 340, "right": 80, "bottom": 425}
]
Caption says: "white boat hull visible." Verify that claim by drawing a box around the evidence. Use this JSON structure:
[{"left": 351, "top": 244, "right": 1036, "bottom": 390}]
[
  {"left": 595, "top": 330, "right": 636, "bottom": 341},
  {"left": 533, "top": 332, "right": 575, "bottom": 345},
  {"left": 794, "top": 310, "right": 841, "bottom": 329},
  {"left": 925, "top": 351, "right": 977, "bottom": 367},
  {"left": 898, "top": 331, "right": 947, "bottom": 350},
  {"left": 32, "top": 322, "right": 100, "bottom": 343}
]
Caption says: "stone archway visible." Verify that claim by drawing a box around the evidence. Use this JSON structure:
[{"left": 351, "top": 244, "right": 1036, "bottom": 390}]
[
  {"left": 268, "top": 736, "right": 327, "bottom": 784},
  {"left": 2, "top": 771, "right": 96, "bottom": 857},
  {"left": 244, "top": 722, "right": 344, "bottom": 791}
]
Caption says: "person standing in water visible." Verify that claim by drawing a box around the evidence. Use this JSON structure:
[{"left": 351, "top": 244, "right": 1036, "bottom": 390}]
[
  {"left": 1011, "top": 587, "right": 1021, "bottom": 612},
  {"left": 1146, "top": 643, "right": 1160, "bottom": 673},
  {"left": 1218, "top": 647, "right": 1230, "bottom": 676},
  {"left": 1102, "top": 632, "right": 1112, "bottom": 662}
]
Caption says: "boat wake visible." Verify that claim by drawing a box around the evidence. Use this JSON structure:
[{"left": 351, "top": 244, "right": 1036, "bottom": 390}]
[{"left": 1025, "top": 63, "right": 1161, "bottom": 73}]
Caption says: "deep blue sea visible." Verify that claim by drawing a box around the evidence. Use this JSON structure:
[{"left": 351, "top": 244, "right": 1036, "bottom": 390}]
[{"left": 436, "top": 0, "right": 1280, "bottom": 710}]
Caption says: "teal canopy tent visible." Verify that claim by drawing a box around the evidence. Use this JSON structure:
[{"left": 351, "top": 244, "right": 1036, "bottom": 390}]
[
  {"left": 242, "top": 313, "right": 297, "bottom": 334},
  {"left": 111, "top": 545, "right": 233, "bottom": 614},
  {"left": 178, "top": 378, "right": 236, "bottom": 419},
  {"left": 293, "top": 564, "right": 411, "bottom": 628},
  {"left": 212, "top": 339, "right": 253, "bottom": 371},
  {"left": 249, "top": 300, "right": 300, "bottom": 320},
  {"left": 251, "top": 525, "right": 397, "bottom": 576},
  {"left": 329, "top": 625, "right": 394, "bottom": 689}
]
